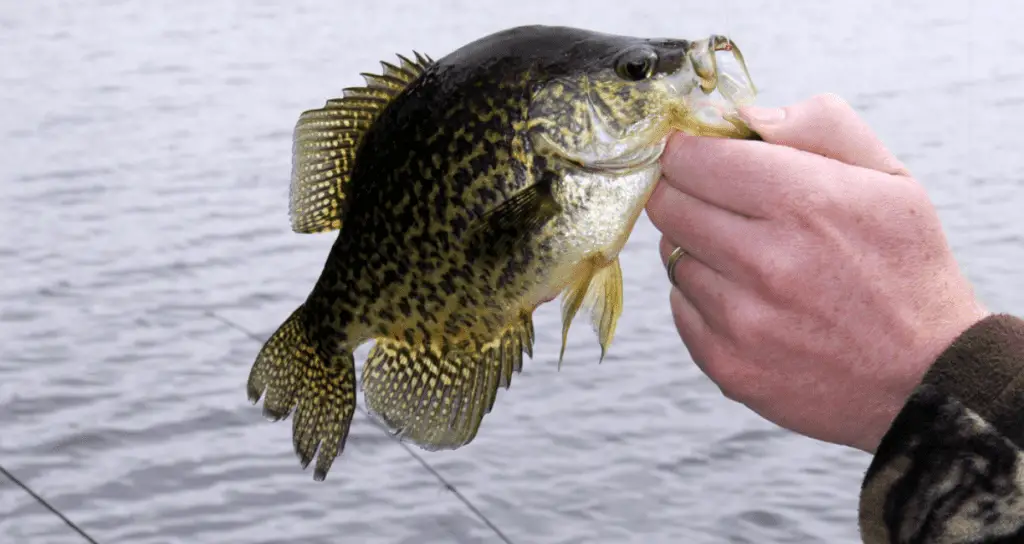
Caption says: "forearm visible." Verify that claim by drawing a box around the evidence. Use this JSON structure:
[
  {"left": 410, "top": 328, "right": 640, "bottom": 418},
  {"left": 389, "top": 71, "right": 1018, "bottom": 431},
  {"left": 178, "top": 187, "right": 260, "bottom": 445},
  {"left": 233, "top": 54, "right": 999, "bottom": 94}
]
[{"left": 860, "top": 314, "right": 1024, "bottom": 543}]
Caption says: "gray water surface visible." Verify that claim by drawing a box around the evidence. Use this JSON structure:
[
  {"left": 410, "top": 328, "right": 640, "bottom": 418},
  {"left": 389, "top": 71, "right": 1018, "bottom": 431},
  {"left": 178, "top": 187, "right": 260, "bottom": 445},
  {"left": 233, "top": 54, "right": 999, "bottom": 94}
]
[{"left": 2, "top": 1, "right": 1022, "bottom": 543}]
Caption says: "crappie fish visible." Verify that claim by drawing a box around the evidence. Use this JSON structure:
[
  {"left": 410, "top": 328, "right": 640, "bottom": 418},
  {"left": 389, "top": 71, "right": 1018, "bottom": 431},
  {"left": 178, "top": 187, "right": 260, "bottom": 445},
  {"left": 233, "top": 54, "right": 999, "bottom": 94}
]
[{"left": 247, "top": 25, "right": 760, "bottom": 480}]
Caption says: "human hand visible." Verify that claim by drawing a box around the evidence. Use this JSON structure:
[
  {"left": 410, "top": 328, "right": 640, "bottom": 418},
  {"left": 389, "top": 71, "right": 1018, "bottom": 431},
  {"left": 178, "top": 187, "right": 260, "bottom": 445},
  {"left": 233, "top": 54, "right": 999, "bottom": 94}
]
[{"left": 645, "top": 94, "right": 989, "bottom": 453}]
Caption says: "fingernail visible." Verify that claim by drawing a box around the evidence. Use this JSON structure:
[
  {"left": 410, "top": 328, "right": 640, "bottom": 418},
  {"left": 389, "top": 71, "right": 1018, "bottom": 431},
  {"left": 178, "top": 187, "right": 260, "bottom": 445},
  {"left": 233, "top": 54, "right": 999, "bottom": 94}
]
[{"left": 739, "top": 105, "right": 786, "bottom": 125}]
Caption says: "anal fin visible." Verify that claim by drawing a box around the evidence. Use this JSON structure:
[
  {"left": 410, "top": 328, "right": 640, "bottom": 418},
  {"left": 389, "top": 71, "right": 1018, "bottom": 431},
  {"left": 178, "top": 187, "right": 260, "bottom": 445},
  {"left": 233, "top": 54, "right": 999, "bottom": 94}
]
[{"left": 361, "top": 313, "right": 534, "bottom": 450}]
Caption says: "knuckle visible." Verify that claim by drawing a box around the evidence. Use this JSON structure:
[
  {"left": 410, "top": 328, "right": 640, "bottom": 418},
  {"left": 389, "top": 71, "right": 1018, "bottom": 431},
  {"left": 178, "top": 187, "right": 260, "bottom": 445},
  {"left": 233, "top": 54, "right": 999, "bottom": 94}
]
[
  {"left": 888, "top": 182, "right": 946, "bottom": 250},
  {"left": 647, "top": 193, "right": 679, "bottom": 236},
  {"left": 758, "top": 247, "right": 805, "bottom": 299},
  {"left": 673, "top": 252, "right": 701, "bottom": 285},
  {"left": 730, "top": 305, "right": 770, "bottom": 346},
  {"left": 810, "top": 92, "right": 852, "bottom": 116},
  {"left": 794, "top": 187, "right": 836, "bottom": 216},
  {"left": 901, "top": 181, "right": 936, "bottom": 216},
  {"left": 718, "top": 384, "right": 745, "bottom": 404},
  {"left": 647, "top": 185, "right": 690, "bottom": 235},
  {"left": 697, "top": 347, "right": 731, "bottom": 384},
  {"left": 876, "top": 180, "right": 935, "bottom": 232},
  {"left": 774, "top": 176, "right": 842, "bottom": 221},
  {"left": 704, "top": 360, "right": 749, "bottom": 404},
  {"left": 658, "top": 235, "right": 674, "bottom": 263},
  {"left": 692, "top": 339, "right": 759, "bottom": 406},
  {"left": 717, "top": 300, "right": 749, "bottom": 337},
  {"left": 661, "top": 133, "right": 700, "bottom": 175},
  {"left": 785, "top": 171, "right": 841, "bottom": 215}
]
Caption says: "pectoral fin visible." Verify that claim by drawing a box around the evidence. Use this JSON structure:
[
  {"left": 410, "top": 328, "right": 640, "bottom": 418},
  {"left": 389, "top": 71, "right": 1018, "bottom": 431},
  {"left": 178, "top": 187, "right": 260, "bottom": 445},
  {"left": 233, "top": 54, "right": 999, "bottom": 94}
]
[
  {"left": 557, "top": 257, "right": 624, "bottom": 368},
  {"left": 584, "top": 258, "right": 623, "bottom": 362},
  {"left": 466, "top": 174, "right": 562, "bottom": 257}
]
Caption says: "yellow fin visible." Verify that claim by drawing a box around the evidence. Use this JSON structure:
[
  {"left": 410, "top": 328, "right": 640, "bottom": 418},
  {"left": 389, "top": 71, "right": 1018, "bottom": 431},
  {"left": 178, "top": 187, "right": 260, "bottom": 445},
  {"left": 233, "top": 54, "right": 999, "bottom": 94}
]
[
  {"left": 289, "top": 52, "right": 434, "bottom": 234},
  {"left": 558, "top": 258, "right": 624, "bottom": 367},
  {"left": 360, "top": 312, "right": 533, "bottom": 450},
  {"left": 583, "top": 258, "right": 623, "bottom": 362},
  {"left": 558, "top": 260, "right": 596, "bottom": 370},
  {"left": 246, "top": 305, "right": 357, "bottom": 481}
]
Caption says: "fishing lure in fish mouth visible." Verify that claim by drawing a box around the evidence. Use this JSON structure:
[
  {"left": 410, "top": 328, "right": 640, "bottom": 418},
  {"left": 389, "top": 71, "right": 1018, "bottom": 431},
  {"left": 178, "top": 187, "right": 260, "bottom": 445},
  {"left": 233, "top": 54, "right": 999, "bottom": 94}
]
[{"left": 245, "top": 25, "right": 761, "bottom": 480}]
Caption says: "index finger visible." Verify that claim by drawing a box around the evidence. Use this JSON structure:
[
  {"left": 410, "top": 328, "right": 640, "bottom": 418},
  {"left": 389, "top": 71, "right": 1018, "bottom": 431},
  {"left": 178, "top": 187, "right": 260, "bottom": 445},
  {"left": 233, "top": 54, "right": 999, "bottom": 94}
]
[
  {"left": 658, "top": 132, "right": 843, "bottom": 219},
  {"left": 740, "top": 94, "right": 911, "bottom": 177}
]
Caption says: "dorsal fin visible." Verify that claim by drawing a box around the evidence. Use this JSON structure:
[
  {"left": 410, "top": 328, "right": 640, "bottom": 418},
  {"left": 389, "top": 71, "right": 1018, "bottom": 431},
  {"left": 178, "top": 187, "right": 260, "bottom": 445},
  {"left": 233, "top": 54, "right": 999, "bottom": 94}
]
[{"left": 289, "top": 52, "right": 434, "bottom": 234}]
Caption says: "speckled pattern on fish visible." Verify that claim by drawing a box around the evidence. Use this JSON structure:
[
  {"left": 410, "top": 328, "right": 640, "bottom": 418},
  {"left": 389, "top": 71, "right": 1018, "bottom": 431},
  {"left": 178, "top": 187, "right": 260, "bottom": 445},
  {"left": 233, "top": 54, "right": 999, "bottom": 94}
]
[{"left": 244, "top": 24, "right": 760, "bottom": 480}]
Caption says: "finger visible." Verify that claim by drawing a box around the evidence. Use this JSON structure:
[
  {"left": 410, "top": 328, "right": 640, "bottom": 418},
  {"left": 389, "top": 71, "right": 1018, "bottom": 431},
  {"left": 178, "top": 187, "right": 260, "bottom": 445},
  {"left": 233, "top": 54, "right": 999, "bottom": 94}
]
[
  {"left": 646, "top": 180, "right": 759, "bottom": 278},
  {"left": 659, "top": 133, "right": 768, "bottom": 217},
  {"left": 669, "top": 288, "right": 734, "bottom": 399},
  {"left": 660, "top": 131, "right": 848, "bottom": 219},
  {"left": 667, "top": 260, "right": 762, "bottom": 405},
  {"left": 739, "top": 93, "right": 911, "bottom": 176},
  {"left": 668, "top": 287, "right": 712, "bottom": 366},
  {"left": 657, "top": 235, "right": 735, "bottom": 335}
]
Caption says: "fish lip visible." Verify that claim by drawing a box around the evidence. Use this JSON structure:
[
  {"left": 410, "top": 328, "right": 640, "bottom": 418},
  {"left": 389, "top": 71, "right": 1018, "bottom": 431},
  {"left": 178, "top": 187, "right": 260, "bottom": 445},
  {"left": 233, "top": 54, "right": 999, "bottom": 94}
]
[
  {"left": 656, "top": 35, "right": 759, "bottom": 131},
  {"left": 705, "top": 35, "right": 758, "bottom": 105},
  {"left": 571, "top": 136, "right": 667, "bottom": 174},
  {"left": 682, "top": 35, "right": 757, "bottom": 105},
  {"left": 537, "top": 130, "right": 666, "bottom": 175}
]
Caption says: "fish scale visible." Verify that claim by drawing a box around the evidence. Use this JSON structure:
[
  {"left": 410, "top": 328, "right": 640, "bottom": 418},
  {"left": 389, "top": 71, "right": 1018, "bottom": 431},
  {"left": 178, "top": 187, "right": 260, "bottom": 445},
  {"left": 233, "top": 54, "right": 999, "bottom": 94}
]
[{"left": 245, "top": 25, "right": 760, "bottom": 480}]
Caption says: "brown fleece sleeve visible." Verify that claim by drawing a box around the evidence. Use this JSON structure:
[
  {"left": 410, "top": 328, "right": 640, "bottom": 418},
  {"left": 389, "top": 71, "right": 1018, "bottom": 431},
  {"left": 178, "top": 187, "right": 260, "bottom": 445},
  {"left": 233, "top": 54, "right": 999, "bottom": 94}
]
[
  {"left": 859, "top": 314, "right": 1024, "bottom": 543},
  {"left": 919, "top": 315, "right": 1024, "bottom": 448}
]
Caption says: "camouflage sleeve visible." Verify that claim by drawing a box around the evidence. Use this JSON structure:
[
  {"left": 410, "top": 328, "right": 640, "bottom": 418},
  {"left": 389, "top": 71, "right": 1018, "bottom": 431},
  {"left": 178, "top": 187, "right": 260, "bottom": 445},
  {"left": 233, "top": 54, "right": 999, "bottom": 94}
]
[{"left": 859, "top": 314, "right": 1024, "bottom": 543}]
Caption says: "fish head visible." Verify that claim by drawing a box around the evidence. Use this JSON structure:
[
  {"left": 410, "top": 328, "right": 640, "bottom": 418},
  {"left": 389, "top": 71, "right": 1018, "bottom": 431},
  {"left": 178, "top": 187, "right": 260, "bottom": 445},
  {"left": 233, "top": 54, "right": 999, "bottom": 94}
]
[{"left": 527, "top": 32, "right": 759, "bottom": 172}]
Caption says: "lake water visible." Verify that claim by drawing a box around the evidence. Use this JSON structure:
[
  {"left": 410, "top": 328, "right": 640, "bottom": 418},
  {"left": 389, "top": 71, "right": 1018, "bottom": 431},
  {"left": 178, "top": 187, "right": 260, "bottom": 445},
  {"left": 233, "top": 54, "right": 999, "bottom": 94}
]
[{"left": 2, "top": 1, "right": 1022, "bottom": 542}]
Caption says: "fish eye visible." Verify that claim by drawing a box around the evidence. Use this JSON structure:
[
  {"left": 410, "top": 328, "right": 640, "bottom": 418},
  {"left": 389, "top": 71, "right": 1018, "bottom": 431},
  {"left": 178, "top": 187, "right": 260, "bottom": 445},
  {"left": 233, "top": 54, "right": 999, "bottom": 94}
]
[{"left": 615, "top": 48, "right": 659, "bottom": 81}]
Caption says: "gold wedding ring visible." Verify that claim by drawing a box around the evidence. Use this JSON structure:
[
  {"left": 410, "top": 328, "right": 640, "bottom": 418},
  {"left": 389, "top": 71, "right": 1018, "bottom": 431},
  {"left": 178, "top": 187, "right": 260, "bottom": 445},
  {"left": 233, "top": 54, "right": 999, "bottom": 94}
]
[{"left": 666, "top": 247, "right": 687, "bottom": 289}]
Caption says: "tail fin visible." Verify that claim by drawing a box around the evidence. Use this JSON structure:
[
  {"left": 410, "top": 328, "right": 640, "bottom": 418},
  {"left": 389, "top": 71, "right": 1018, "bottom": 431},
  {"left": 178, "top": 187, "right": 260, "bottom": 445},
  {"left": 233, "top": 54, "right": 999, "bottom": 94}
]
[
  {"left": 360, "top": 312, "right": 534, "bottom": 450},
  {"left": 246, "top": 305, "right": 357, "bottom": 481}
]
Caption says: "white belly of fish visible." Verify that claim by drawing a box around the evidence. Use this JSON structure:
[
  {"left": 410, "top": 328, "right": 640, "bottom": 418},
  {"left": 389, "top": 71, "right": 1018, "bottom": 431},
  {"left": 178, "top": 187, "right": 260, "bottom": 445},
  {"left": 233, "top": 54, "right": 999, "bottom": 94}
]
[{"left": 531, "top": 162, "right": 661, "bottom": 308}]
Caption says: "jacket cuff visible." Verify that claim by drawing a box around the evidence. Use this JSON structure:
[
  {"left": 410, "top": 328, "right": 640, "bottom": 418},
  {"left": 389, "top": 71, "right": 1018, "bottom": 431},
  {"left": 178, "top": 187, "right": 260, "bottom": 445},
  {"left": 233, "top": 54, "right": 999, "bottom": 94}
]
[
  {"left": 918, "top": 313, "right": 1024, "bottom": 446},
  {"left": 859, "top": 313, "right": 1024, "bottom": 541}
]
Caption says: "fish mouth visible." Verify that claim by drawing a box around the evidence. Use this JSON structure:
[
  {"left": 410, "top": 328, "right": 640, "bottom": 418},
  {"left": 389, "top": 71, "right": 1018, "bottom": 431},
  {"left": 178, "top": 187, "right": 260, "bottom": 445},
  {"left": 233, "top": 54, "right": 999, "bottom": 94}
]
[
  {"left": 659, "top": 35, "right": 759, "bottom": 137},
  {"left": 533, "top": 35, "right": 759, "bottom": 174}
]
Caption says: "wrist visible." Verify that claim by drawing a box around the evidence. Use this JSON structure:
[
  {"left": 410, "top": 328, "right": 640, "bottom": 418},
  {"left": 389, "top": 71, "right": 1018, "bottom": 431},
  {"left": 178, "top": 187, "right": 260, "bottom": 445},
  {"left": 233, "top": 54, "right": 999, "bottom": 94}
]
[{"left": 855, "top": 307, "right": 991, "bottom": 453}]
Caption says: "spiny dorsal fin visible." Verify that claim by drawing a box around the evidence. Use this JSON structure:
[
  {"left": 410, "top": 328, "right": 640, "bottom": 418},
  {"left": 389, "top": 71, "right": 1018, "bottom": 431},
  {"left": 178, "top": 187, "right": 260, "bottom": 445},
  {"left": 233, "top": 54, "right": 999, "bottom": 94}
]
[{"left": 289, "top": 51, "right": 434, "bottom": 234}]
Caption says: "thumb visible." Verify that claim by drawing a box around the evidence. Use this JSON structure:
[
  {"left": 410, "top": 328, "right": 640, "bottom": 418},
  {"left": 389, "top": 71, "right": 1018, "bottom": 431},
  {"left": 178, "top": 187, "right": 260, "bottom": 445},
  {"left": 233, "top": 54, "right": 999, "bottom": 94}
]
[{"left": 740, "top": 93, "right": 910, "bottom": 176}]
